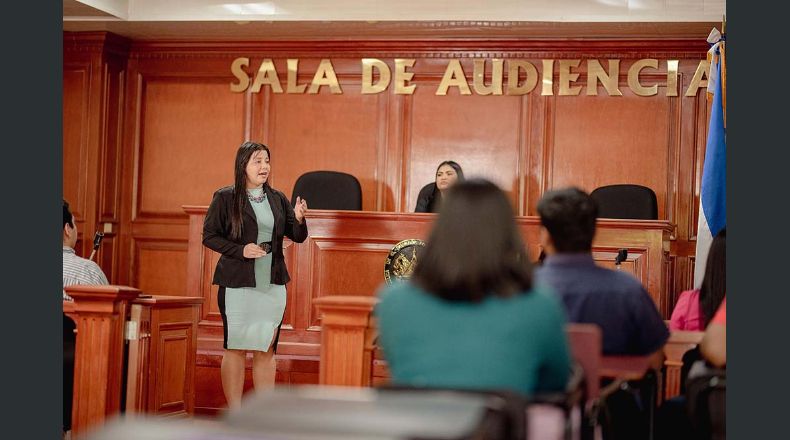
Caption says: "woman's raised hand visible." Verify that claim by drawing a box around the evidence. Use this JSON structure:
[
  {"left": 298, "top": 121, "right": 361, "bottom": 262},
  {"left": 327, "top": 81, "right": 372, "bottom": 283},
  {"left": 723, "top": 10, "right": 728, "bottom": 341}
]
[{"left": 294, "top": 196, "right": 308, "bottom": 223}]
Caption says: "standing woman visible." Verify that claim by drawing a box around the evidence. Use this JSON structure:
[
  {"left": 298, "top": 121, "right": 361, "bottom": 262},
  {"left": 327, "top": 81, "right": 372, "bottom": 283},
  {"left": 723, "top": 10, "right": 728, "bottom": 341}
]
[
  {"left": 414, "top": 160, "right": 464, "bottom": 213},
  {"left": 203, "top": 141, "right": 308, "bottom": 408}
]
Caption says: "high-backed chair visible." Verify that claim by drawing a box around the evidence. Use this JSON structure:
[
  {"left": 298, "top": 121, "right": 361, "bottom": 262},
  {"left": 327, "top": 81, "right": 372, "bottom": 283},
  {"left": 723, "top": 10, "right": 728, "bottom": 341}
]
[
  {"left": 590, "top": 184, "right": 658, "bottom": 220},
  {"left": 564, "top": 323, "right": 604, "bottom": 440},
  {"left": 291, "top": 171, "right": 362, "bottom": 211},
  {"left": 566, "top": 324, "right": 602, "bottom": 402}
]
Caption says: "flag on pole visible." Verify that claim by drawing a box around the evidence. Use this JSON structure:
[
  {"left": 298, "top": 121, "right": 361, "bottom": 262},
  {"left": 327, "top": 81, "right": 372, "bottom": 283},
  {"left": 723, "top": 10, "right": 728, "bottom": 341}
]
[{"left": 693, "top": 35, "right": 726, "bottom": 288}]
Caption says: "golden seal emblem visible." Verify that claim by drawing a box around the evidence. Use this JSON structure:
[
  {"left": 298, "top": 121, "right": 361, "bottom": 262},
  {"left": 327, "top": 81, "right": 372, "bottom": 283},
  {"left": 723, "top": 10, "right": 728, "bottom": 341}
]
[{"left": 384, "top": 239, "right": 426, "bottom": 285}]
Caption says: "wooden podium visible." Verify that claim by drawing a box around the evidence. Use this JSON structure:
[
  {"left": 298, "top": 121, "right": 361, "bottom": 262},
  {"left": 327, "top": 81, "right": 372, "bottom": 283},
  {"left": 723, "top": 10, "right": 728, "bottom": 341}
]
[{"left": 64, "top": 285, "right": 202, "bottom": 437}]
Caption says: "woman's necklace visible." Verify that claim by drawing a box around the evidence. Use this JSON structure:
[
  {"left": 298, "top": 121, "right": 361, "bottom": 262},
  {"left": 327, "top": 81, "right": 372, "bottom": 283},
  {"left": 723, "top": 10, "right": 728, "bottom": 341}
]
[{"left": 247, "top": 188, "right": 266, "bottom": 203}]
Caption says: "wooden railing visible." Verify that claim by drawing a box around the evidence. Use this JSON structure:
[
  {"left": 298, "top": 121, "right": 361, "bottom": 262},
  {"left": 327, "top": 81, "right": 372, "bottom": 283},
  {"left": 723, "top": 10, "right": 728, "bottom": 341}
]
[
  {"left": 315, "top": 295, "right": 703, "bottom": 400},
  {"left": 64, "top": 285, "right": 202, "bottom": 437}
]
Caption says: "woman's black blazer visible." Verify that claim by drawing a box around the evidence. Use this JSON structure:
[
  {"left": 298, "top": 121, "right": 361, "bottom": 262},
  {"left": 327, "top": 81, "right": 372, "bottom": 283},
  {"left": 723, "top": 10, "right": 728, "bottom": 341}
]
[
  {"left": 414, "top": 183, "right": 441, "bottom": 213},
  {"left": 202, "top": 185, "right": 308, "bottom": 288}
]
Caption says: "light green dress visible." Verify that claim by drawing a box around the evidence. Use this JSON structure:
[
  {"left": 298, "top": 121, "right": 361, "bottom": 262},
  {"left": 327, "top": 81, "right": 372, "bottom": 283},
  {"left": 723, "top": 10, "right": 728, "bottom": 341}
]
[{"left": 223, "top": 187, "right": 287, "bottom": 352}]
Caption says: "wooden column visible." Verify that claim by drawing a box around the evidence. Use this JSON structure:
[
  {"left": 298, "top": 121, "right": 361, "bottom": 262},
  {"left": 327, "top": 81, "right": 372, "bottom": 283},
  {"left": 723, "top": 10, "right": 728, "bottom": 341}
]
[
  {"left": 314, "top": 296, "right": 378, "bottom": 387},
  {"left": 65, "top": 285, "right": 140, "bottom": 437}
]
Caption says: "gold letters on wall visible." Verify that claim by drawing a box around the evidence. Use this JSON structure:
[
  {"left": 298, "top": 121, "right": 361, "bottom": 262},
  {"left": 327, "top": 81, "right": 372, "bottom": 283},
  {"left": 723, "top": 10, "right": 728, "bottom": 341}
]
[{"left": 229, "top": 58, "right": 708, "bottom": 97}]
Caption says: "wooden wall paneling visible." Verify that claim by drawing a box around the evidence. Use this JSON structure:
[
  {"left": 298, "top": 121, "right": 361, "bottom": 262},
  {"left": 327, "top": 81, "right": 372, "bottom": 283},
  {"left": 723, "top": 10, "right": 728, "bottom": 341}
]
[
  {"left": 405, "top": 60, "right": 524, "bottom": 211},
  {"left": 307, "top": 239, "right": 397, "bottom": 328},
  {"left": 64, "top": 34, "right": 130, "bottom": 282},
  {"left": 202, "top": 251, "right": 221, "bottom": 324},
  {"left": 132, "top": 238, "right": 189, "bottom": 296},
  {"left": 258, "top": 58, "right": 385, "bottom": 211},
  {"left": 63, "top": 61, "right": 91, "bottom": 250},
  {"left": 281, "top": 239, "right": 298, "bottom": 334},
  {"left": 135, "top": 75, "right": 245, "bottom": 219},
  {"left": 517, "top": 93, "right": 531, "bottom": 216},
  {"left": 63, "top": 52, "right": 102, "bottom": 259},
  {"left": 121, "top": 56, "right": 249, "bottom": 294},
  {"left": 396, "top": 89, "right": 413, "bottom": 212},
  {"left": 95, "top": 53, "right": 127, "bottom": 282},
  {"left": 527, "top": 91, "right": 549, "bottom": 215},
  {"left": 382, "top": 83, "right": 406, "bottom": 213},
  {"left": 118, "top": 58, "right": 141, "bottom": 287},
  {"left": 547, "top": 72, "right": 675, "bottom": 222}
]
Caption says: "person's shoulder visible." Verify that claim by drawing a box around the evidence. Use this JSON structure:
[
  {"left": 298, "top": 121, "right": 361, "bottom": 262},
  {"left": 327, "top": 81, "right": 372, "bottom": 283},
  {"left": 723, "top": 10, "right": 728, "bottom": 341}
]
[
  {"left": 85, "top": 258, "right": 103, "bottom": 271},
  {"left": 677, "top": 288, "right": 700, "bottom": 301},
  {"left": 378, "top": 281, "right": 417, "bottom": 299},
  {"left": 213, "top": 185, "right": 235, "bottom": 198},
  {"left": 519, "top": 285, "right": 563, "bottom": 311},
  {"left": 80, "top": 256, "right": 107, "bottom": 277},
  {"left": 267, "top": 186, "right": 289, "bottom": 202},
  {"left": 377, "top": 282, "right": 423, "bottom": 308},
  {"left": 596, "top": 265, "right": 645, "bottom": 292}
]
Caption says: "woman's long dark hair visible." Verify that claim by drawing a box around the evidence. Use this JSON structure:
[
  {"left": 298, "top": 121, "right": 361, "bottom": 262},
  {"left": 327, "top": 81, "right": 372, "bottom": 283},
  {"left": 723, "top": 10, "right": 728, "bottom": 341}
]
[
  {"left": 413, "top": 179, "right": 532, "bottom": 302},
  {"left": 230, "top": 142, "right": 270, "bottom": 240},
  {"left": 427, "top": 160, "right": 465, "bottom": 212},
  {"left": 699, "top": 228, "right": 726, "bottom": 327}
]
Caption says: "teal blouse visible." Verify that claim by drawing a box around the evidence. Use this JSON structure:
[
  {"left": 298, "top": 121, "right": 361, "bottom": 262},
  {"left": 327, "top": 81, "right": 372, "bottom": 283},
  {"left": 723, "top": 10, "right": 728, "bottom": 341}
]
[{"left": 376, "top": 282, "right": 571, "bottom": 397}]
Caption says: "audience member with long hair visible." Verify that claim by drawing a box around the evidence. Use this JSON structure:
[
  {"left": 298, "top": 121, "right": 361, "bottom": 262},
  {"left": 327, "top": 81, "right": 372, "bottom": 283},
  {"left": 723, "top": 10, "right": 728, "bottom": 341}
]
[
  {"left": 378, "top": 179, "right": 571, "bottom": 396},
  {"left": 670, "top": 228, "right": 726, "bottom": 331},
  {"left": 414, "top": 160, "right": 465, "bottom": 213}
]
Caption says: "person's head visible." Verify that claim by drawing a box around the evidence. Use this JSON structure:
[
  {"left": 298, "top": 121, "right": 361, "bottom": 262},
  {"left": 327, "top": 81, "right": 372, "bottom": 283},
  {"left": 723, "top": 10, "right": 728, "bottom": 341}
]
[
  {"left": 434, "top": 161, "right": 464, "bottom": 192},
  {"left": 235, "top": 141, "right": 271, "bottom": 190},
  {"left": 413, "top": 179, "right": 532, "bottom": 302},
  {"left": 231, "top": 141, "right": 271, "bottom": 239},
  {"left": 536, "top": 187, "right": 598, "bottom": 255},
  {"left": 700, "top": 228, "right": 726, "bottom": 327},
  {"left": 63, "top": 199, "right": 77, "bottom": 248}
]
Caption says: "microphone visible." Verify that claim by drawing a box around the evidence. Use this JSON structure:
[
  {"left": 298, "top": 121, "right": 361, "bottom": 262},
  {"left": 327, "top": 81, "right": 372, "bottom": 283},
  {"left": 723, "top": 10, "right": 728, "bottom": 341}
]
[
  {"left": 614, "top": 249, "right": 628, "bottom": 269},
  {"left": 88, "top": 232, "right": 104, "bottom": 262}
]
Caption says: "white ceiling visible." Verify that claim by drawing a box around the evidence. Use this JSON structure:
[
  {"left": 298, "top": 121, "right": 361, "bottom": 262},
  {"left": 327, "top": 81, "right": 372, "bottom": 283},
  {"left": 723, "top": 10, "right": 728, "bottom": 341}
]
[{"left": 65, "top": 0, "right": 726, "bottom": 22}]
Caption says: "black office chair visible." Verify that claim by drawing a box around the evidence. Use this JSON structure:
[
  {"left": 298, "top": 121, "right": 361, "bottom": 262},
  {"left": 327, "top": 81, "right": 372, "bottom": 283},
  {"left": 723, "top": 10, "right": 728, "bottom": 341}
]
[
  {"left": 291, "top": 171, "right": 362, "bottom": 211},
  {"left": 590, "top": 184, "right": 658, "bottom": 220}
]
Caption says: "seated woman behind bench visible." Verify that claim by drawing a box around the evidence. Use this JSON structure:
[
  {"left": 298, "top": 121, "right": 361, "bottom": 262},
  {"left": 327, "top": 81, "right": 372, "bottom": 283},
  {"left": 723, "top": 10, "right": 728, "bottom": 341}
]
[
  {"left": 377, "top": 179, "right": 571, "bottom": 397},
  {"left": 670, "top": 228, "right": 726, "bottom": 331},
  {"left": 414, "top": 160, "right": 464, "bottom": 213}
]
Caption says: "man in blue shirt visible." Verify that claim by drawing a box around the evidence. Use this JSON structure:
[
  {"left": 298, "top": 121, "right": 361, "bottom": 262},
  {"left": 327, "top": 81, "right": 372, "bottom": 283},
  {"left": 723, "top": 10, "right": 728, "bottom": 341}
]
[{"left": 534, "top": 187, "right": 669, "bottom": 367}]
